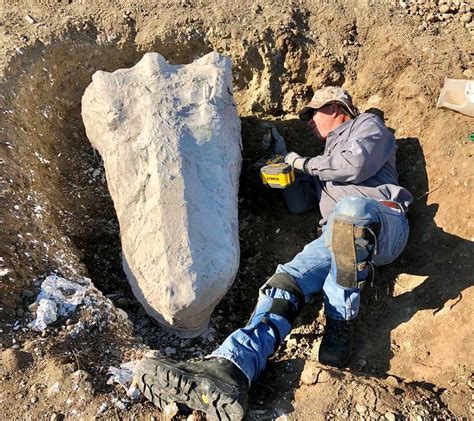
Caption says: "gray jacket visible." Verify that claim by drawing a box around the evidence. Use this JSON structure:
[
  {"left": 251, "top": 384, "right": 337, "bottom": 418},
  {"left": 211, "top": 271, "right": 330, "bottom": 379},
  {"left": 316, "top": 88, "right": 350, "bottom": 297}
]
[{"left": 283, "top": 112, "right": 413, "bottom": 225}]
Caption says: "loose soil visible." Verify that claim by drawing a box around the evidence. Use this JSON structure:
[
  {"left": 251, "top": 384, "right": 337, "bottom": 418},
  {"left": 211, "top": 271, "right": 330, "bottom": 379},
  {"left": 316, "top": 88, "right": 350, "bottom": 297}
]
[{"left": 0, "top": 1, "right": 473, "bottom": 420}]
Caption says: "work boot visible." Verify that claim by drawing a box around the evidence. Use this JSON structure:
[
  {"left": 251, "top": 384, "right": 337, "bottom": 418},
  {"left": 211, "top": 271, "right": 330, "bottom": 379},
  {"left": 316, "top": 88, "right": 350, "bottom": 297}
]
[
  {"left": 318, "top": 316, "right": 356, "bottom": 368},
  {"left": 135, "top": 356, "right": 249, "bottom": 420}
]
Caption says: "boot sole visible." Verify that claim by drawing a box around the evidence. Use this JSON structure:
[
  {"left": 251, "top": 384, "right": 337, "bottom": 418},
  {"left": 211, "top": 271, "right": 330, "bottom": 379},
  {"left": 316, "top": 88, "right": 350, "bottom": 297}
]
[{"left": 135, "top": 358, "right": 247, "bottom": 421}]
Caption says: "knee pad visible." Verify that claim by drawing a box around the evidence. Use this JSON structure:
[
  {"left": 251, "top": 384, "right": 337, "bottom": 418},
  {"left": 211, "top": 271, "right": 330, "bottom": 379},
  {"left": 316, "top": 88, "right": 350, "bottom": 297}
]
[
  {"left": 250, "top": 273, "right": 305, "bottom": 353},
  {"left": 331, "top": 218, "right": 377, "bottom": 289}
]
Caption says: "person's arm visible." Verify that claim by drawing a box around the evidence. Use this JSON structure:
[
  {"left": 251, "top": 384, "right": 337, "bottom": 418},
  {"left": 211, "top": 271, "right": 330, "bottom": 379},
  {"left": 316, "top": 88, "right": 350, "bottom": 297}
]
[
  {"left": 281, "top": 173, "right": 319, "bottom": 214},
  {"left": 286, "top": 118, "right": 396, "bottom": 184}
]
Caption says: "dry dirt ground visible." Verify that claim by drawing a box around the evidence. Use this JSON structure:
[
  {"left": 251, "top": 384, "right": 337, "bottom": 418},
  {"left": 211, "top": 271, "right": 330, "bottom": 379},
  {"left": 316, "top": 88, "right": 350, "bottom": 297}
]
[{"left": 0, "top": 0, "right": 473, "bottom": 420}]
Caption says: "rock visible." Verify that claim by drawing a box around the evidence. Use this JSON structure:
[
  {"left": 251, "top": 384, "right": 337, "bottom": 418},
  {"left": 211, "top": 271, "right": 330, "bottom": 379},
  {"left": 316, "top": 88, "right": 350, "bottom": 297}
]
[
  {"left": 301, "top": 362, "right": 321, "bottom": 384},
  {"left": 385, "top": 412, "right": 397, "bottom": 421},
  {"left": 462, "top": 69, "right": 473, "bottom": 78},
  {"left": 30, "top": 396, "right": 38, "bottom": 404},
  {"left": 460, "top": 12, "right": 472, "bottom": 22},
  {"left": 164, "top": 347, "right": 176, "bottom": 356},
  {"left": 300, "top": 361, "right": 331, "bottom": 385},
  {"left": 0, "top": 349, "right": 33, "bottom": 374},
  {"left": 82, "top": 52, "right": 241, "bottom": 337},
  {"left": 24, "top": 15, "right": 36, "bottom": 24},
  {"left": 22, "top": 290, "right": 35, "bottom": 300},
  {"left": 164, "top": 401, "right": 179, "bottom": 419},
  {"left": 356, "top": 403, "right": 367, "bottom": 414},
  {"left": 386, "top": 375, "right": 400, "bottom": 387},
  {"left": 286, "top": 338, "right": 298, "bottom": 347},
  {"left": 439, "top": 4, "right": 450, "bottom": 12}
]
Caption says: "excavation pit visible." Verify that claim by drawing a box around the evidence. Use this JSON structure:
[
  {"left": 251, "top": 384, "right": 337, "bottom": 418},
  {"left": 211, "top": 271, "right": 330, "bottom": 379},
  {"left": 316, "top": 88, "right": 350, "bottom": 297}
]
[{"left": 1, "top": 3, "right": 473, "bottom": 418}]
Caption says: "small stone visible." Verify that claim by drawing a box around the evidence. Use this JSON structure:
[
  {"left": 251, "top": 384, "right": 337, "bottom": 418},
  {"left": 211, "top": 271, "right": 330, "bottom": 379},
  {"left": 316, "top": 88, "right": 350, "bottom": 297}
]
[
  {"left": 439, "top": 4, "right": 450, "bottom": 12},
  {"left": 286, "top": 338, "right": 298, "bottom": 348},
  {"left": 96, "top": 402, "right": 108, "bottom": 414},
  {"left": 301, "top": 362, "right": 321, "bottom": 385},
  {"left": 164, "top": 347, "right": 176, "bottom": 356},
  {"left": 386, "top": 375, "right": 400, "bottom": 387},
  {"left": 164, "top": 401, "right": 179, "bottom": 419},
  {"left": 31, "top": 396, "right": 38, "bottom": 404},
  {"left": 385, "top": 412, "right": 397, "bottom": 421},
  {"left": 460, "top": 12, "right": 472, "bottom": 22},
  {"left": 416, "top": 415, "right": 423, "bottom": 421},
  {"left": 463, "top": 68, "right": 473, "bottom": 77},
  {"left": 468, "top": 379, "right": 474, "bottom": 389},
  {"left": 22, "top": 290, "right": 35, "bottom": 300},
  {"left": 16, "top": 308, "right": 25, "bottom": 317},
  {"left": 24, "top": 15, "right": 36, "bottom": 24},
  {"left": 50, "top": 414, "right": 59, "bottom": 421},
  {"left": 317, "top": 369, "right": 331, "bottom": 383},
  {"left": 356, "top": 403, "right": 367, "bottom": 414}
]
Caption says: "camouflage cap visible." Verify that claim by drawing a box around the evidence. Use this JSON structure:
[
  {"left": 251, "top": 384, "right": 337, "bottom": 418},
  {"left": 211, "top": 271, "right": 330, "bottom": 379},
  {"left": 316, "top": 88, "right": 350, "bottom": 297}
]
[{"left": 299, "top": 86, "right": 359, "bottom": 121}]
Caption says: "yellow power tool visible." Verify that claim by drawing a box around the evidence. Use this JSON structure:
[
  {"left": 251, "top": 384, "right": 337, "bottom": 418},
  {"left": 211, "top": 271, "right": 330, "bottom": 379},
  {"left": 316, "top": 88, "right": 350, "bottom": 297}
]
[{"left": 260, "top": 156, "right": 295, "bottom": 189}]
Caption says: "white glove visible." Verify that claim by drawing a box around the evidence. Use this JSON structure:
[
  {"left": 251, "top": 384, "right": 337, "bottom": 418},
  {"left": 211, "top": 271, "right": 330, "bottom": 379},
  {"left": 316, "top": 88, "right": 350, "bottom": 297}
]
[
  {"left": 262, "top": 127, "right": 287, "bottom": 155},
  {"left": 284, "top": 152, "right": 308, "bottom": 171}
]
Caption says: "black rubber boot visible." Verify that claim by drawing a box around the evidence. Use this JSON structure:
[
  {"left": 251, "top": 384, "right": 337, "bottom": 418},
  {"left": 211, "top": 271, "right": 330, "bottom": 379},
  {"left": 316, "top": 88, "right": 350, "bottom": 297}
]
[
  {"left": 135, "top": 357, "right": 249, "bottom": 420},
  {"left": 318, "top": 316, "right": 356, "bottom": 368}
]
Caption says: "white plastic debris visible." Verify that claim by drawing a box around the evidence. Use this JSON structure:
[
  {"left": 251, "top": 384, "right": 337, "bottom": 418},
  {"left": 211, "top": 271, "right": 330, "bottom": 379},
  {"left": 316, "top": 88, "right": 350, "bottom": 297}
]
[
  {"left": 28, "top": 275, "right": 91, "bottom": 331},
  {"left": 107, "top": 361, "right": 140, "bottom": 399}
]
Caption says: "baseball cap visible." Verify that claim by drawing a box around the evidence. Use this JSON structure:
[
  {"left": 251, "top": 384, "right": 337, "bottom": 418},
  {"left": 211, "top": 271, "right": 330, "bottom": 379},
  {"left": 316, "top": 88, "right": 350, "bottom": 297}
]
[{"left": 299, "top": 86, "right": 359, "bottom": 121}]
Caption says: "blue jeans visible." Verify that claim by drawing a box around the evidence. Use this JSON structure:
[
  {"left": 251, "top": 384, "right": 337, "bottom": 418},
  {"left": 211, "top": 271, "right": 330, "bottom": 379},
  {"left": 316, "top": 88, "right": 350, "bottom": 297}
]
[{"left": 211, "top": 196, "right": 409, "bottom": 385}]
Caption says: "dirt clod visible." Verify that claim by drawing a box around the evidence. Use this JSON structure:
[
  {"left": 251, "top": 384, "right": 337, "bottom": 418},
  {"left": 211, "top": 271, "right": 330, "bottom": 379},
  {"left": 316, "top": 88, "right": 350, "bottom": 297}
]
[{"left": 0, "top": 349, "right": 33, "bottom": 375}]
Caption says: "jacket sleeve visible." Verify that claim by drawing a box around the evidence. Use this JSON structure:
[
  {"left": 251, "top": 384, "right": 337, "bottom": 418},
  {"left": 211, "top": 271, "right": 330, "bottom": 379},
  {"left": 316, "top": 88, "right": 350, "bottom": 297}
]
[{"left": 304, "top": 118, "right": 396, "bottom": 183}]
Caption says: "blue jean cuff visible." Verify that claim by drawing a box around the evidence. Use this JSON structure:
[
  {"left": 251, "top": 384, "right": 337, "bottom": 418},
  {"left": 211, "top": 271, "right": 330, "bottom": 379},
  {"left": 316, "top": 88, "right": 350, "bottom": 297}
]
[{"left": 325, "top": 308, "right": 359, "bottom": 321}]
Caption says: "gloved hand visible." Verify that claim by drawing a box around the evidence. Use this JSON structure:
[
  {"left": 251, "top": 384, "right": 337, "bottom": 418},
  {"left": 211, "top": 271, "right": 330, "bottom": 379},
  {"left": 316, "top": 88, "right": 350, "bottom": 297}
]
[
  {"left": 284, "top": 151, "right": 308, "bottom": 171},
  {"left": 262, "top": 127, "right": 287, "bottom": 155}
]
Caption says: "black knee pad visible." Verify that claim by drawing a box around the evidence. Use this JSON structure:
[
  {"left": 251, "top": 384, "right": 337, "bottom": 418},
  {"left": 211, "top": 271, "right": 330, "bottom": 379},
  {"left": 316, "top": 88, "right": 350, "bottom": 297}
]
[{"left": 249, "top": 273, "right": 306, "bottom": 354}]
